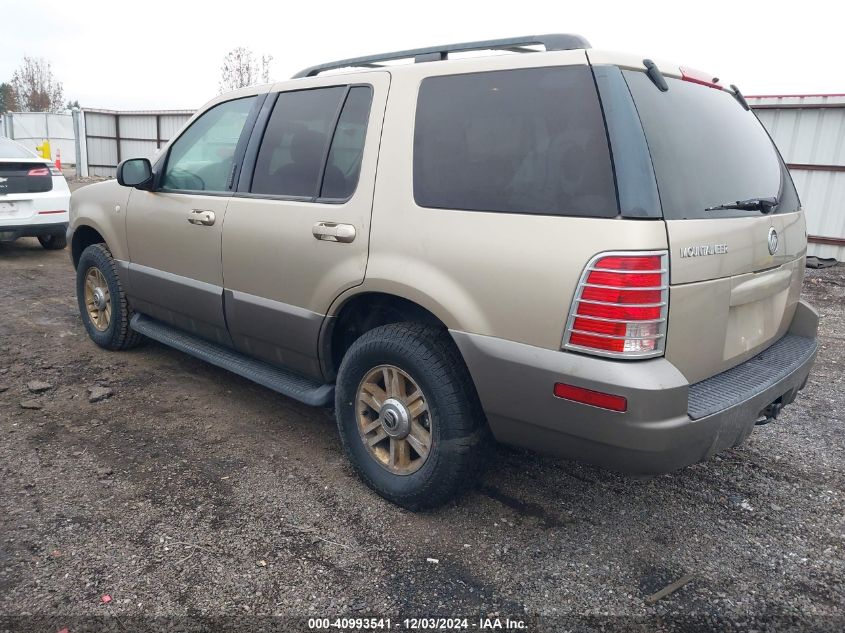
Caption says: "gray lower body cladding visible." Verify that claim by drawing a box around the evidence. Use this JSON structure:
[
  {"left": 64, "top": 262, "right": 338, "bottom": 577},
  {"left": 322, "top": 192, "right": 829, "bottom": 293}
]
[{"left": 451, "top": 300, "right": 819, "bottom": 475}]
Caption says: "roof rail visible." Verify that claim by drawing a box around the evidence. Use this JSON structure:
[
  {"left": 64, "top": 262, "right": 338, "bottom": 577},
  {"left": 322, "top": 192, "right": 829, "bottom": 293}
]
[{"left": 292, "top": 34, "right": 591, "bottom": 78}]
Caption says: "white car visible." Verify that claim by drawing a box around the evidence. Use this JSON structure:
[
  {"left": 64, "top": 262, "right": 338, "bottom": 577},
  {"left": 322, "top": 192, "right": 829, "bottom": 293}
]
[{"left": 0, "top": 136, "right": 70, "bottom": 249}]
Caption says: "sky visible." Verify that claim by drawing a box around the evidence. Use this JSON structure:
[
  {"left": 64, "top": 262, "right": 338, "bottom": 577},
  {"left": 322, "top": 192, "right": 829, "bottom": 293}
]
[{"left": 1, "top": 0, "right": 841, "bottom": 110}]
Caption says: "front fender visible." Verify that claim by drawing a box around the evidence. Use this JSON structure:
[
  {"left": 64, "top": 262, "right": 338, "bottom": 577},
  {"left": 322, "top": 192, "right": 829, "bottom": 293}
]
[{"left": 69, "top": 180, "right": 131, "bottom": 262}]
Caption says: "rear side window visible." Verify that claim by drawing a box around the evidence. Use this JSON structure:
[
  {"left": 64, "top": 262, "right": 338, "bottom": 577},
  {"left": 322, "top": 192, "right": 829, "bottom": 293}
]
[
  {"left": 623, "top": 71, "right": 800, "bottom": 219},
  {"left": 413, "top": 66, "right": 618, "bottom": 217},
  {"left": 251, "top": 86, "right": 373, "bottom": 200}
]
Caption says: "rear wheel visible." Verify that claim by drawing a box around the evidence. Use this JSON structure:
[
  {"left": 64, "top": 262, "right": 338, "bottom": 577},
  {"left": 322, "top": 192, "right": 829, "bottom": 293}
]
[
  {"left": 335, "top": 323, "right": 487, "bottom": 510},
  {"left": 76, "top": 243, "right": 142, "bottom": 350},
  {"left": 38, "top": 232, "right": 67, "bottom": 250}
]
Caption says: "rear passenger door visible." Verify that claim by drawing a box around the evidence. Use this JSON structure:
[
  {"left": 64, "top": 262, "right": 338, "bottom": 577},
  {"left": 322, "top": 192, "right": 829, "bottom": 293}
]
[{"left": 222, "top": 73, "right": 389, "bottom": 378}]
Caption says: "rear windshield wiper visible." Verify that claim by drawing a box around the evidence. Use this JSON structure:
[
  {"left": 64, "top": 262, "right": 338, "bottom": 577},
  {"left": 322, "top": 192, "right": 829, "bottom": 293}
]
[{"left": 705, "top": 196, "right": 779, "bottom": 214}]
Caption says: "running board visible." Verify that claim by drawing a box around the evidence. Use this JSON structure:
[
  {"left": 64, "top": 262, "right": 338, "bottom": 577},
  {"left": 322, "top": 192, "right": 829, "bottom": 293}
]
[{"left": 130, "top": 314, "right": 334, "bottom": 407}]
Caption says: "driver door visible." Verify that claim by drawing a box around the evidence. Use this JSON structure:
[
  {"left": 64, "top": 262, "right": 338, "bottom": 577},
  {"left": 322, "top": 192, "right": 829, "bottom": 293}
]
[{"left": 125, "top": 94, "right": 261, "bottom": 344}]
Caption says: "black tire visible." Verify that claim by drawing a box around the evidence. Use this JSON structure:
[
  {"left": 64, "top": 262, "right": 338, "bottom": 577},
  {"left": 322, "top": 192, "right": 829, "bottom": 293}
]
[
  {"left": 38, "top": 232, "right": 67, "bottom": 250},
  {"left": 76, "top": 243, "right": 143, "bottom": 350},
  {"left": 335, "top": 323, "right": 488, "bottom": 510}
]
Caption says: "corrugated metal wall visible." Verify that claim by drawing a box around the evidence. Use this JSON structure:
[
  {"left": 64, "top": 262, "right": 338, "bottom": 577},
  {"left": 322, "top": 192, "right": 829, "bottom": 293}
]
[
  {"left": 749, "top": 95, "right": 845, "bottom": 260},
  {"left": 84, "top": 109, "right": 195, "bottom": 177}
]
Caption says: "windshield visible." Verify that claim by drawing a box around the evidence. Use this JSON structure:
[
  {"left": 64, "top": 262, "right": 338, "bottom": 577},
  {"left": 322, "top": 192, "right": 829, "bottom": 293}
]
[{"left": 623, "top": 70, "right": 799, "bottom": 219}]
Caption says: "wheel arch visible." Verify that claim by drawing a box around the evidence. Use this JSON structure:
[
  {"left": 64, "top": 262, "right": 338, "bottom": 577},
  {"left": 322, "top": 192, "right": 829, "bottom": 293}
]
[
  {"left": 321, "top": 290, "right": 456, "bottom": 381},
  {"left": 71, "top": 224, "right": 107, "bottom": 269}
]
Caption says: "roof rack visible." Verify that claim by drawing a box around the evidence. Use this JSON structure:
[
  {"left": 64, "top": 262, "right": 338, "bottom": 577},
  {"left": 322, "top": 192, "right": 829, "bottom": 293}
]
[{"left": 292, "top": 34, "right": 591, "bottom": 78}]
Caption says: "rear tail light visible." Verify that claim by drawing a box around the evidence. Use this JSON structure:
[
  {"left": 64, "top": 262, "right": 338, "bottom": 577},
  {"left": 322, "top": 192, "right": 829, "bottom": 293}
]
[
  {"left": 27, "top": 167, "right": 50, "bottom": 176},
  {"left": 563, "top": 251, "right": 669, "bottom": 359}
]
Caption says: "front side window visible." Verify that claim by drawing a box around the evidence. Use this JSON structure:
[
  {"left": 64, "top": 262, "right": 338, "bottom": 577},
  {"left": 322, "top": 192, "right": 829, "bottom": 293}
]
[
  {"left": 251, "top": 86, "right": 373, "bottom": 200},
  {"left": 161, "top": 96, "right": 256, "bottom": 192},
  {"left": 413, "top": 66, "right": 618, "bottom": 217}
]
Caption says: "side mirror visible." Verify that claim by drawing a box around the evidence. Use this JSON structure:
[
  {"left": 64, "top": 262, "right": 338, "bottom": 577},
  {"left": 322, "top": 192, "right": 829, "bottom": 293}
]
[{"left": 116, "top": 158, "right": 153, "bottom": 189}]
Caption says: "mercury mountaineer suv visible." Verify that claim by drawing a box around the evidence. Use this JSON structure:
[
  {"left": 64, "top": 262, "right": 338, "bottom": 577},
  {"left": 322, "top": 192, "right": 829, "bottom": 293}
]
[{"left": 67, "top": 35, "right": 819, "bottom": 509}]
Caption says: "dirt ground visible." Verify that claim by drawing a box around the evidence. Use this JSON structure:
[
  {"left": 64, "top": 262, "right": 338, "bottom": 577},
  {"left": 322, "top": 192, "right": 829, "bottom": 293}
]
[{"left": 1, "top": 192, "right": 843, "bottom": 631}]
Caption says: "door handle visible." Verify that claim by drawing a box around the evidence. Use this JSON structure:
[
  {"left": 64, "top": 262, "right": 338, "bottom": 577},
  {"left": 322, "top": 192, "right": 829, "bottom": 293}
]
[
  {"left": 187, "top": 209, "right": 216, "bottom": 226},
  {"left": 313, "top": 222, "right": 356, "bottom": 243}
]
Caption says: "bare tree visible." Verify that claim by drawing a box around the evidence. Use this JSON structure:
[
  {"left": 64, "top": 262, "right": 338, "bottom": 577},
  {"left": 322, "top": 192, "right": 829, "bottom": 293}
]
[
  {"left": 260, "top": 54, "right": 273, "bottom": 84},
  {"left": 10, "top": 57, "right": 64, "bottom": 112},
  {"left": 0, "top": 82, "right": 19, "bottom": 113},
  {"left": 219, "top": 47, "right": 273, "bottom": 93}
]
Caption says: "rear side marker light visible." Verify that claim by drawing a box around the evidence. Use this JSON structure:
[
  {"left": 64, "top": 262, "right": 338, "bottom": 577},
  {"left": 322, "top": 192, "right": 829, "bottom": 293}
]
[
  {"left": 563, "top": 251, "right": 669, "bottom": 359},
  {"left": 27, "top": 167, "right": 50, "bottom": 176},
  {"left": 553, "top": 383, "right": 627, "bottom": 412}
]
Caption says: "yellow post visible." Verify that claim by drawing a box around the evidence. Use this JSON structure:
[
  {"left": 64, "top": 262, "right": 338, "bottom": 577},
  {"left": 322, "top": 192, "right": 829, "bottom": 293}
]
[{"left": 35, "top": 139, "right": 52, "bottom": 160}]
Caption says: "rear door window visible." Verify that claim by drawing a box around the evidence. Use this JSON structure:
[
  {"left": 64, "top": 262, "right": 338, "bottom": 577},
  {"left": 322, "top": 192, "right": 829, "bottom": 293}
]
[
  {"left": 321, "top": 86, "right": 373, "bottom": 200},
  {"left": 251, "top": 87, "right": 346, "bottom": 198},
  {"left": 250, "top": 86, "right": 373, "bottom": 200},
  {"left": 413, "top": 66, "right": 618, "bottom": 217},
  {"left": 623, "top": 71, "right": 799, "bottom": 219}
]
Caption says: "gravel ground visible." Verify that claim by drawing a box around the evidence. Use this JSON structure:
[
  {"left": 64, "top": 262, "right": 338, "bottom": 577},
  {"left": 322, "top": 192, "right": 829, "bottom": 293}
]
[{"left": 1, "top": 194, "right": 843, "bottom": 631}]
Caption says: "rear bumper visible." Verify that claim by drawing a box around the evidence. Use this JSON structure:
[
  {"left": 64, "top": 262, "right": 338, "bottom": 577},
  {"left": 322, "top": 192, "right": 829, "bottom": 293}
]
[
  {"left": 0, "top": 221, "right": 68, "bottom": 241},
  {"left": 452, "top": 300, "right": 819, "bottom": 474}
]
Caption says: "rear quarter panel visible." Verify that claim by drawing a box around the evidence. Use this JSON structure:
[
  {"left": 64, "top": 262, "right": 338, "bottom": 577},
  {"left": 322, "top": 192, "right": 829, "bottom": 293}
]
[{"left": 358, "top": 52, "right": 669, "bottom": 351}]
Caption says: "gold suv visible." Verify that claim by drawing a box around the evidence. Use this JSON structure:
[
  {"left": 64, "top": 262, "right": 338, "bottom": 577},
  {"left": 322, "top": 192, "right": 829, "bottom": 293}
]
[{"left": 68, "top": 35, "right": 819, "bottom": 509}]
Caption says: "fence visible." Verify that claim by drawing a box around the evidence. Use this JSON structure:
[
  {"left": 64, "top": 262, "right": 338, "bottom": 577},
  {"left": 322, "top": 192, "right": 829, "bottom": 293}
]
[
  {"left": 0, "top": 111, "right": 77, "bottom": 166},
  {"left": 83, "top": 109, "right": 195, "bottom": 177},
  {"left": 749, "top": 94, "right": 845, "bottom": 261},
  {"left": 1, "top": 108, "right": 195, "bottom": 178}
]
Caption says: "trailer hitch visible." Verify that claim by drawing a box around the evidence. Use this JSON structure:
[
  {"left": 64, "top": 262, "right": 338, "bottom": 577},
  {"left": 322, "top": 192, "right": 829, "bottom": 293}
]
[{"left": 755, "top": 399, "right": 783, "bottom": 425}]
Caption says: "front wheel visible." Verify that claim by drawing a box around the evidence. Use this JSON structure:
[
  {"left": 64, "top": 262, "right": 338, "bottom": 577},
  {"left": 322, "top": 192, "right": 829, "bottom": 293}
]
[
  {"left": 76, "top": 243, "right": 143, "bottom": 350},
  {"left": 335, "top": 323, "right": 488, "bottom": 510},
  {"left": 38, "top": 232, "right": 67, "bottom": 250}
]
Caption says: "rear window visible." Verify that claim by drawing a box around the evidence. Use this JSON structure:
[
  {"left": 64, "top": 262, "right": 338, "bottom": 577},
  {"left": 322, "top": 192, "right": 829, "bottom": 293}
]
[
  {"left": 0, "top": 138, "right": 36, "bottom": 159},
  {"left": 413, "top": 66, "right": 618, "bottom": 217},
  {"left": 623, "top": 71, "right": 799, "bottom": 219}
]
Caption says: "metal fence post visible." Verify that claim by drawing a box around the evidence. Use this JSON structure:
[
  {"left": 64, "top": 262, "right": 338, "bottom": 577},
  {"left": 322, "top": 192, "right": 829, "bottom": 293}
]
[{"left": 72, "top": 108, "right": 82, "bottom": 178}]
